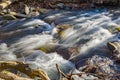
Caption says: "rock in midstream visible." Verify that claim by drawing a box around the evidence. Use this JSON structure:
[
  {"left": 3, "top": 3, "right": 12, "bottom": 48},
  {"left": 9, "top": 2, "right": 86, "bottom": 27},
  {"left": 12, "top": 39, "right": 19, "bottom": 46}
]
[
  {"left": 75, "top": 55, "right": 120, "bottom": 79},
  {"left": 107, "top": 41, "right": 120, "bottom": 60}
]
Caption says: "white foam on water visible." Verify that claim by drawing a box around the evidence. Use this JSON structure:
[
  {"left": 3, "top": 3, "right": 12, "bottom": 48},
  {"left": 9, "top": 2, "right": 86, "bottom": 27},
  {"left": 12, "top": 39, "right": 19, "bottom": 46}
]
[
  {"left": 9, "top": 34, "right": 53, "bottom": 54},
  {"left": 1, "top": 9, "right": 120, "bottom": 80},
  {"left": 23, "top": 52, "right": 75, "bottom": 80},
  {"left": 56, "top": 10, "right": 119, "bottom": 59},
  {"left": 0, "top": 43, "right": 17, "bottom": 61},
  {"left": 80, "top": 27, "right": 113, "bottom": 53}
]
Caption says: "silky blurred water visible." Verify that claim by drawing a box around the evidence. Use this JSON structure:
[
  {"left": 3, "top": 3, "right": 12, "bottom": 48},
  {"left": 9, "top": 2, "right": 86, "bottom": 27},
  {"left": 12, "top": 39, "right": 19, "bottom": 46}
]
[{"left": 0, "top": 9, "right": 120, "bottom": 79}]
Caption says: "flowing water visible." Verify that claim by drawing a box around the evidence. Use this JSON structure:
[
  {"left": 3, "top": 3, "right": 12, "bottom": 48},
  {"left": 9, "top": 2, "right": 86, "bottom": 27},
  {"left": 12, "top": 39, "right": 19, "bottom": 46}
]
[{"left": 0, "top": 9, "right": 120, "bottom": 79}]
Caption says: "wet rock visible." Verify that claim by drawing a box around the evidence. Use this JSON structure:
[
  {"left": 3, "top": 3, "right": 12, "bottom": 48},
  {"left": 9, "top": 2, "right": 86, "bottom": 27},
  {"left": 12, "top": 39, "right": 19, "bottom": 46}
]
[
  {"left": 52, "top": 23, "right": 73, "bottom": 40},
  {"left": 76, "top": 55, "right": 119, "bottom": 80},
  {"left": 57, "top": 3, "right": 65, "bottom": 9},
  {"left": 107, "top": 23, "right": 120, "bottom": 34},
  {"left": 90, "top": 0, "right": 120, "bottom": 6},
  {"left": 78, "top": 55, "right": 114, "bottom": 73},
  {"left": 70, "top": 69, "right": 98, "bottom": 80},
  {"left": 107, "top": 41, "right": 120, "bottom": 59}
]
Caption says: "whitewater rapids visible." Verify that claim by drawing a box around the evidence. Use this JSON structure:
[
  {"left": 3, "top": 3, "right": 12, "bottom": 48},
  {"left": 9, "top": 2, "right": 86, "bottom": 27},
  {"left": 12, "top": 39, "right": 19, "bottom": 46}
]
[{"left": 0, "top": 9, "right": 120, "bottom": 79}]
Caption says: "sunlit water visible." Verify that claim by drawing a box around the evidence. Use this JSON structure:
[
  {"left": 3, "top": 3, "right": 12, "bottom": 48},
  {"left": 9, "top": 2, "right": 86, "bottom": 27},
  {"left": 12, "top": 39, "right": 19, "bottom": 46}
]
[{"left": 0, "top": 9, "right": 120, "bottom": 79}]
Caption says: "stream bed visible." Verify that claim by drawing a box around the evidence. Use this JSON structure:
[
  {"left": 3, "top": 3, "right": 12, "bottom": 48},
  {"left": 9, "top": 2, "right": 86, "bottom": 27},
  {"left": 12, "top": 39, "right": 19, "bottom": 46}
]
[{"left": 0, "top": 9, "right": 120, "bottom": 80}]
